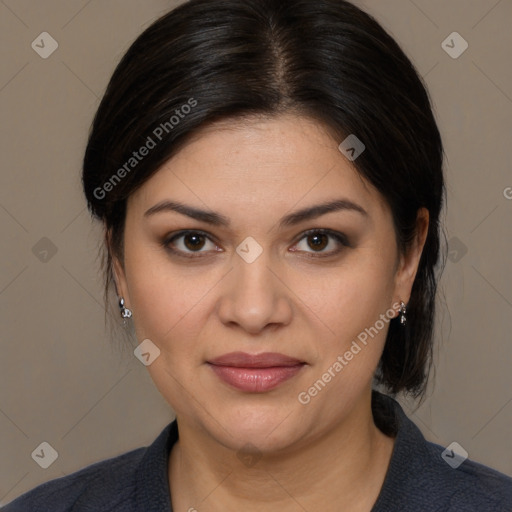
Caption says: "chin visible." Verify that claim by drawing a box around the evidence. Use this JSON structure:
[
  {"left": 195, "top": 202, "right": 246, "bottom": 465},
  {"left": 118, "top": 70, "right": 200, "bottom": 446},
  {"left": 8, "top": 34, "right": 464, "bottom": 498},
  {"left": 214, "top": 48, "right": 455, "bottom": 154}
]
[{"left": 201, "top": 402, "right": 306, "bottom": 454}]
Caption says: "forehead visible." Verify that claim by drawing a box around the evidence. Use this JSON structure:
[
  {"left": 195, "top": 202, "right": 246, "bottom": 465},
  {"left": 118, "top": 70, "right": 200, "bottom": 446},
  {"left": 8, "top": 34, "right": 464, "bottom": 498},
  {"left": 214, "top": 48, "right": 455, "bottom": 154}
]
[{"left": 128, "top": 114, "right": 390, "bottom": 223}]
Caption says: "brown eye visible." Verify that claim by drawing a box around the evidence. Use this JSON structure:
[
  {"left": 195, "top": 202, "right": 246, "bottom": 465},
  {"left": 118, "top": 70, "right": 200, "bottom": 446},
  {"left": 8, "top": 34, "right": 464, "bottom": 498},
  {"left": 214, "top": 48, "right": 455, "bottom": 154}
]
[
  {"left": 163, "top": 230, "right": 219, "bottom": 257},
  {"left": 292, "top": 229, "right": 349, "bottom": 257},
  {"left": 183, "top": 233, "right": 206, "bottom": 251},
  {"left": 307, "top": 233, "right": 329, "bottom": 251}
]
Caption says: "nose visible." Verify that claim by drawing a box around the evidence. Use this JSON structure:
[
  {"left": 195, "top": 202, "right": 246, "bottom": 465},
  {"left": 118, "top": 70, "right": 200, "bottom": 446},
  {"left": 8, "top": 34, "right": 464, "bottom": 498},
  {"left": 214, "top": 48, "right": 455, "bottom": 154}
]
[{"left": 216, "top": 247, "right": 293, "bottom": 335}]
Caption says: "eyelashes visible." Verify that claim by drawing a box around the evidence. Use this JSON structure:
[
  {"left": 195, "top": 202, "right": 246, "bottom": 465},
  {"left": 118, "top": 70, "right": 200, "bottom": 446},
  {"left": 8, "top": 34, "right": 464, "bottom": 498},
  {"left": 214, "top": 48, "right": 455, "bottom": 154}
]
[{"left": 162, "top": 228, "right": 351, "bottom": 259}]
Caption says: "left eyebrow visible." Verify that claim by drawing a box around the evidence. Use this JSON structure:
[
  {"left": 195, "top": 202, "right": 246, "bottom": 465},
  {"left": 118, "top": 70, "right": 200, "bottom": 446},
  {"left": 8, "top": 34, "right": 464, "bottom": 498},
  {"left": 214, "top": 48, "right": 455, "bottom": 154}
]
[
  {"left": 143, "top": 198, "right": 368, "bottom": 228},
  {"left": 278, "top": 198, "right": 368, "bottom": 228}
]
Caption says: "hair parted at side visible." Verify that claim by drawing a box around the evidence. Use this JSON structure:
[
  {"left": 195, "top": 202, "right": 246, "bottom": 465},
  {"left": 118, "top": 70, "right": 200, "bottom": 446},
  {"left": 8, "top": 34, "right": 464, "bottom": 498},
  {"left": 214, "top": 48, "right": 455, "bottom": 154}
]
[{"left": 82, "top": 0, "right": 447, "bottom": 399}]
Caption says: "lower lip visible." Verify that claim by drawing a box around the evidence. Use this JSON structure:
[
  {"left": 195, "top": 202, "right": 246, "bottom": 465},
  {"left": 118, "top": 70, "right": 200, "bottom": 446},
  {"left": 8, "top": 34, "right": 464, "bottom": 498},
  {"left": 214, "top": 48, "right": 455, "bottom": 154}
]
[{"left": 208, "top": 364, "right": 305, "bottom": 392}]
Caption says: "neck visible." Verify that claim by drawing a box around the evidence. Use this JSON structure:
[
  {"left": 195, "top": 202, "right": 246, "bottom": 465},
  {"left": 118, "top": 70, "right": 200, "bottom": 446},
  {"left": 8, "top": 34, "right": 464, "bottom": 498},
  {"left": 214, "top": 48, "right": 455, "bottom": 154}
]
[{"left": 169, "top": 390, "right": 395, "bottom": 512}]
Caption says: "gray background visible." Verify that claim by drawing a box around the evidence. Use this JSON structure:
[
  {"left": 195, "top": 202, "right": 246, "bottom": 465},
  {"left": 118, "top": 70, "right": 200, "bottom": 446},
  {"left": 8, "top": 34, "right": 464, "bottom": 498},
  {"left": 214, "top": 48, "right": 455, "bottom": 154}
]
[{"left": 1, "top": 0, "right": 511, "bottom": 505}]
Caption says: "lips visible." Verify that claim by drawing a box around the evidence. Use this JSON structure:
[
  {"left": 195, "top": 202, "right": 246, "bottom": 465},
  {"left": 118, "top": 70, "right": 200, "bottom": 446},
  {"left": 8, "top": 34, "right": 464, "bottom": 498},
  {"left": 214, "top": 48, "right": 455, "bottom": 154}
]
[
  {"left": 208, "top": 352, "right": 304, "bottom": 368},
  {"left": 207, "top": 352, "right": 306, "bottom": 392}
]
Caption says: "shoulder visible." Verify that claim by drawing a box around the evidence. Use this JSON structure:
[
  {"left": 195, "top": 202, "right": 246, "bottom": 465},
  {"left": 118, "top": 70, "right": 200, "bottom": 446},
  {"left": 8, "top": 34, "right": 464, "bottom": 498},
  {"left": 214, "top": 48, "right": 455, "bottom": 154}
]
[
  {"left": 421, "top": 439, "right": 512, "bottom": 511},
  {"left": 372, "top": 392, "right": 512, "bottom": 512},
  {"left": 2, "top": 446, "right": 146, "bottom": 512}
]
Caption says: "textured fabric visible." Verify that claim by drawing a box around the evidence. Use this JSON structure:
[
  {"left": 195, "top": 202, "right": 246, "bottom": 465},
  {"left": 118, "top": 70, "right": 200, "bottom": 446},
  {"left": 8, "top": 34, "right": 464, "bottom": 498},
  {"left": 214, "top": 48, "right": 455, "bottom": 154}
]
[
  {"left": 2, "top": 423, "right": 175, "bottom": 512},
  {"left": 3, "top": 393, "right": 511, "bottom": 511}
]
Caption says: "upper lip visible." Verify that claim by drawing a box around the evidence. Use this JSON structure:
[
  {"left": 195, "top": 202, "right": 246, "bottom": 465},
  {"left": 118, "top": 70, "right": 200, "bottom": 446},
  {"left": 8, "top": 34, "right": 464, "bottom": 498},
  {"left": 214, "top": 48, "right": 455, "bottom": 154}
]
[{"left": 207, "top": 352, "right": 304, "bottom": 368}]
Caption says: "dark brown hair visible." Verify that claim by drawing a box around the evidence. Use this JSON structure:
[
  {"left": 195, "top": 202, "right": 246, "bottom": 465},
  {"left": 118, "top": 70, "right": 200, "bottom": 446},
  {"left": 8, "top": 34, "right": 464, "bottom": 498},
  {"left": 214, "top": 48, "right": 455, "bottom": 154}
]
[{"left": 82, "top": 0, "right": 447, "bottom": 398}]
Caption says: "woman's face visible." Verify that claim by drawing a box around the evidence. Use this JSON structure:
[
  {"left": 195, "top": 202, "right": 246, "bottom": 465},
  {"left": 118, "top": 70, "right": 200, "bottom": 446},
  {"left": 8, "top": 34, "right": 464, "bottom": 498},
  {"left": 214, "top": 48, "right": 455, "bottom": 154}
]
[{"left": 114, "top": 114, "right": 425, "bottom": 453}]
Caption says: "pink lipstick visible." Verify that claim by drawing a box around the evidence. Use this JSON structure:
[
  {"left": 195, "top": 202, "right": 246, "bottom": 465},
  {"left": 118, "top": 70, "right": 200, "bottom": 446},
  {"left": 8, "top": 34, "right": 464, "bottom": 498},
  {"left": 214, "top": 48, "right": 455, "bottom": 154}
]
[{"left": 207, "top": 352, "right": 305, "bottom": 392}]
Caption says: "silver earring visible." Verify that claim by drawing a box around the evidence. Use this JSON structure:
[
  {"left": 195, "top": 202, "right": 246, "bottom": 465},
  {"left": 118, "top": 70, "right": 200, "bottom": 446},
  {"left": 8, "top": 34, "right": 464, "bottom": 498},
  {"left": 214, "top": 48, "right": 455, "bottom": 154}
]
[
  {"left": 399, "top": 301, "right": 407, "bottom": 325},
  {"left": 119, "top": 297, "right": 132, "bottom": 319}
]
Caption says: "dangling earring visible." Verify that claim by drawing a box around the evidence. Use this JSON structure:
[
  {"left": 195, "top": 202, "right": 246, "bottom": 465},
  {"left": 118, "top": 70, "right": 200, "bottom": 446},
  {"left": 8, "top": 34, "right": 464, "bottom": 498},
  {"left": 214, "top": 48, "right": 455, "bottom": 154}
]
[
  {"left": 119, "top": 297, "right": 132, "bottom": 319},
  {"left": 399, "top": 301, "right": 407, "bottom": 325}
]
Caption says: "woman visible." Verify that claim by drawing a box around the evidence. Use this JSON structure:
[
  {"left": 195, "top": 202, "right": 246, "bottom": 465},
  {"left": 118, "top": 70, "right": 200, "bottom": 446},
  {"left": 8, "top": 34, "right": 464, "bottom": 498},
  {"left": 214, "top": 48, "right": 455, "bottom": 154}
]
[{"left": 4, "top": 0, "right": 511, "bottom": 510}]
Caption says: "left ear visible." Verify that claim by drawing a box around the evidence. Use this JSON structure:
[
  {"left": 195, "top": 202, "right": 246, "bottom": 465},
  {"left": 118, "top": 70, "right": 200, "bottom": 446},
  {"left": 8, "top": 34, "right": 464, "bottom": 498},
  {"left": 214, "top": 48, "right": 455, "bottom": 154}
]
[{"left": 393, "top": 207, "right": 429, "bottom": 306}]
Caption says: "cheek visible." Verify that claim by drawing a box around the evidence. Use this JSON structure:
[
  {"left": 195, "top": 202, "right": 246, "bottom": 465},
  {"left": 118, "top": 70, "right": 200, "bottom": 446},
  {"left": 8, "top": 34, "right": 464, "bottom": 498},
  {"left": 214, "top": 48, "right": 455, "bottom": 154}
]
[
  {"left": 306, "top": 259, "right": 396, "bottom": 339},
  {"left": 123, "top": 238, "right": 221, "bottom": 367},
  {"left": 297, "top": 269, "right": 395, "bottom": 407},
  {"left": 299, "top": 260, "right": 397, "bottom": 401},
  {"left": 122, "top": 233, "right": 188, "bottom": 332},
  {"left": 124, "top": 255, "right": 214, "bottom": 411},
  {"left": 128, "top": 267, "right": 207, "bottom": 347}
]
